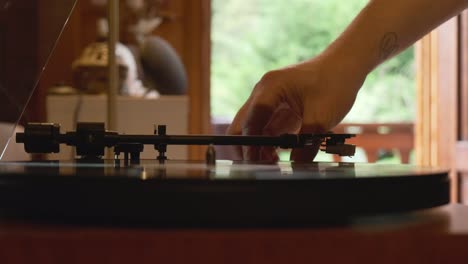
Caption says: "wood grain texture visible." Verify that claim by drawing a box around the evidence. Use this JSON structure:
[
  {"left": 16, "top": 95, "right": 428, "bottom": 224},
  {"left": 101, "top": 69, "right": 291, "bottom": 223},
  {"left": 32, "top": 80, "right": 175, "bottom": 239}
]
[
  {"left": 415, "top": 37, "right": 432, "bottom": 166},
  {"left": 461, "top": 10, "right": 468, "bottom": 140},
  {"left": 456, "top": 141, "right": 468, "bottom": 172},
  {"left": 0, "top": 2, "right": 38, "bottom": 123},
  {"left": 415, "top": 18, "right": 459, "bottom": 201},
  {"left": 458, "top": 10, "right": 468, "bottom": 204},
  {"left": 184, "top": 0, "right": 212, "bottom": 160},
  {"left": 0, "top": 205, "right": 467, "bottom": 264}
]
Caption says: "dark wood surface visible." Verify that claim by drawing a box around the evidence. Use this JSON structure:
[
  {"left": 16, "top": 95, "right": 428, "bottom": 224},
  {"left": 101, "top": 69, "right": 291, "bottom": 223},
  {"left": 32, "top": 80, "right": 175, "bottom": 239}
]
[
  {"left": 0, "top": 1, "right": 38, "bottom": 123},
  {"left": 0, "top": 204, "right": 467, "bottom": 264}
]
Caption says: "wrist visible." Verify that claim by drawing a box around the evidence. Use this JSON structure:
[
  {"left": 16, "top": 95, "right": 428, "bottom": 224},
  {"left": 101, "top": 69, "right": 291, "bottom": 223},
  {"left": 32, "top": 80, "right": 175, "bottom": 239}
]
[
  {"left": 330, "top": 39, "right": 373, "bottom": 70},
  {"left": 318, "top": 44, "right": 371, "bottom": 93}
]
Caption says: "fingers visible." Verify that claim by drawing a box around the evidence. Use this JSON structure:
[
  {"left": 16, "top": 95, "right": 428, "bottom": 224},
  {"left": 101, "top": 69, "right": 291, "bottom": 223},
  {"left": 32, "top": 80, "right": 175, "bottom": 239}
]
[
  {"left": 226, "top": 80, "right": 281, "bottom": 161},
  {"left": 262, "top": 103, "right": 302, "bottom": 136},
  {"left": 288, "top": 89, "right": 332, "bottom": 162},
  {"left": 241, "top": 74, "right": 283, "bottom": 161},
  {"left": 228, "top": 70, "right": 321, "bottom": 162},
  {"left": 226, "top": 99, "right": 251, "bottom": 136},
  {"left": 290, "top": 124, "right": 324, "bottom": 162},
  {"left": 260, "top": 103, "right": 302, "bottom": 161},
  {"left": 242, "top": 102, "right": 277, "bottom": 161},
  {"left": 226, "top": 100, "right": 252, "bottom": 159}
]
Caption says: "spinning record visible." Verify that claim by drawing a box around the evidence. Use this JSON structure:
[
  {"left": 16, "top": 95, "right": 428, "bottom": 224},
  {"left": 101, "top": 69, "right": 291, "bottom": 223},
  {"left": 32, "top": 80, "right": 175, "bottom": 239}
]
[{"left": 0, "top": 160, "right": 449, "bottom": 227}]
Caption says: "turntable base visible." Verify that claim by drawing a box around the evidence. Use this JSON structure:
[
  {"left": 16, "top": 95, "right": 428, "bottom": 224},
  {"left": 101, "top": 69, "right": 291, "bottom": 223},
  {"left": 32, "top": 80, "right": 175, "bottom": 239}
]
[{"left": 0, "top": 160, "right": 449, "bottom": 226}]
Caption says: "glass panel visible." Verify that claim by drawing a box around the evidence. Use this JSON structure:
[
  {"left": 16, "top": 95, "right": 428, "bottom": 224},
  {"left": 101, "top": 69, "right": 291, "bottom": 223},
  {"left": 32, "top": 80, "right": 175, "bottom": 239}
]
[{"left": 0, "top": 0, "right": 76, "bottom": 159}]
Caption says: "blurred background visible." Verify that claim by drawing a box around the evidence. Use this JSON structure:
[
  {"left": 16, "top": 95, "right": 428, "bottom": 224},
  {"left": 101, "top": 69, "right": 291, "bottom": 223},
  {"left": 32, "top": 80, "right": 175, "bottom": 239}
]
[{"left": 211, "top": 0, "right": 415, "bottom": 164}]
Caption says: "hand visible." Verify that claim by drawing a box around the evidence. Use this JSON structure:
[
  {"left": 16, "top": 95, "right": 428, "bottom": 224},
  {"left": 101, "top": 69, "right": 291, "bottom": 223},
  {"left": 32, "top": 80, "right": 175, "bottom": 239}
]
[{"left": 226, "top": 51, "right": 367, "bottom": 162}]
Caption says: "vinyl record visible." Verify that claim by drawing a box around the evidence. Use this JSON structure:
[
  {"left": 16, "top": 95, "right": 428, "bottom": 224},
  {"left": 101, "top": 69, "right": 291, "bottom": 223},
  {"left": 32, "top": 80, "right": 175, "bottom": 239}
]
[{"left": 0, "top": 160, "right": 449, "bottom": 227}]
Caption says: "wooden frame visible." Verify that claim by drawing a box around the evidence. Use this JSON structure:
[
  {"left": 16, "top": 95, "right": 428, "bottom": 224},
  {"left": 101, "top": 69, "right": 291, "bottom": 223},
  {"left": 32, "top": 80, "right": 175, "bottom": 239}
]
[
  {"left": 415, "top": 17, "right": 460, "bottom": 202},
  {"left": 457, "top": 10, "right": 468, "bottom": 203},
  {"left": 185, "top": 0, "right": 212, "bottom": 160},
  {"left": 460, "top": 11, "right": 468, "bottom": 139}
]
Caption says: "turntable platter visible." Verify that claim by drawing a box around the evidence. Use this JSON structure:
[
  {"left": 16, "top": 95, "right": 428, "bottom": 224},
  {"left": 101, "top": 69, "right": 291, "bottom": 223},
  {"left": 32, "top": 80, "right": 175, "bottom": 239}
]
[{"left": 0, "top": 160, "right": 449, "bottom": 226}]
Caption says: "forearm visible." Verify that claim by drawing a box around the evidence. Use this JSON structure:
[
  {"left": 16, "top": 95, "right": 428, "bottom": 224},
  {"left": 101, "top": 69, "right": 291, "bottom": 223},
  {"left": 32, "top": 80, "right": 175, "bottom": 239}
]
[{"left": 324, "top": 0, "right": 468, "bottom": 79}]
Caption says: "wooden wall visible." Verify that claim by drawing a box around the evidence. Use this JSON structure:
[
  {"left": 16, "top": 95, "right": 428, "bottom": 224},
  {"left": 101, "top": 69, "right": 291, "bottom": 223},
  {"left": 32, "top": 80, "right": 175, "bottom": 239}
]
[{"left": 0, "top": 1, "right": 38, "bottom": 123}]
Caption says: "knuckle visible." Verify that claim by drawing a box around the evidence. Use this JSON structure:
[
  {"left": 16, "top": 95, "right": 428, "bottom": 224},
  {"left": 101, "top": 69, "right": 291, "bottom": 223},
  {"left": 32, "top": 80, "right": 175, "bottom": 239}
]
[
  {"left": 253, "top": 70, "right": 282, "bottom": 97},
  {"left": 259, "top": 70, "right": 280, "bottom": 85}
]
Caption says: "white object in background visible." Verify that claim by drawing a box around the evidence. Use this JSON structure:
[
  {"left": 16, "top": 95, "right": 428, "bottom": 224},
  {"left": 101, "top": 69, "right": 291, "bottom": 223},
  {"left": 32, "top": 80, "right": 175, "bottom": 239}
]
[{"left": 46, "top": 95, "right": 189, "bottom": 160}]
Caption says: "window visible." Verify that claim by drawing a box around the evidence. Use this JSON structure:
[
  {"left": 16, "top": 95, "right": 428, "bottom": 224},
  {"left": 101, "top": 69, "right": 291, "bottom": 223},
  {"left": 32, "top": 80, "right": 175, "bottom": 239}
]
[{"left": 211, "top": 0, "right": 416, "bottom": 163}]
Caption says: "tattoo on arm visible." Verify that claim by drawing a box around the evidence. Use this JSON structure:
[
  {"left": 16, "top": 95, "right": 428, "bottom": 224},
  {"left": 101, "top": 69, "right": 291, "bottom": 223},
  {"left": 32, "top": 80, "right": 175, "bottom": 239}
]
[{"left": 379, "top": 32, "right": 399, "bottom": 61}]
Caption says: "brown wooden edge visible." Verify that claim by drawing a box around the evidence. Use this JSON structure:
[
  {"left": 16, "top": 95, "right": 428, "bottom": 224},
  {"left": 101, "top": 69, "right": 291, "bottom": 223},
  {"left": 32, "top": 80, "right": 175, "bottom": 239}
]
[
  {"left": 186, "top": 0, "right": 211, "bottom": 160},
  {"left": 415, "top": 18, "right": 459, "bottom": 202},
  {"left": 456, "top": 10, "right": 468, "bottom": 203}
]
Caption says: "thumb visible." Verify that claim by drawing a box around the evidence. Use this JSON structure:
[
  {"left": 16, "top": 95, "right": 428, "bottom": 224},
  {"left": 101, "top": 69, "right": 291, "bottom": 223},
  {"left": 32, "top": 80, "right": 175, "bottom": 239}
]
[
  {"left": 290, "top": 104, "right": 326, "bottom": 162},
  {"left": 290, "top": 124, "right": 324, "bottom": 162}
]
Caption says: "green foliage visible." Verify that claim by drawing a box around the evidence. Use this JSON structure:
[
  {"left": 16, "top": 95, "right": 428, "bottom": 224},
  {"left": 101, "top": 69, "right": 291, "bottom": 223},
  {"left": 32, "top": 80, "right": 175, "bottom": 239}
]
[{"left": 211, "top": 0, "right": 415, "bottom": 122}]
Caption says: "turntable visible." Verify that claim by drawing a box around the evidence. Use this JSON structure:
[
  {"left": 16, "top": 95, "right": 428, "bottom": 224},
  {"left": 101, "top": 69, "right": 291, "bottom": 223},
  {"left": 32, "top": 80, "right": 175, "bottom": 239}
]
[
  {"left": 0, "top": 0, "right": 449, "bottom": 227},
  {"left": 0, "top": 122, "right": 448, "bottom": 226}
]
